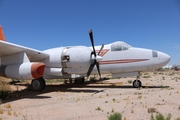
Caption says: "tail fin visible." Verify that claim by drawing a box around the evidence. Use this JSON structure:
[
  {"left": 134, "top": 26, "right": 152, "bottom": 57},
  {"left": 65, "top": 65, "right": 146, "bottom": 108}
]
[{"left": 0, "top": 25, "right": 6, "bottom": 41}]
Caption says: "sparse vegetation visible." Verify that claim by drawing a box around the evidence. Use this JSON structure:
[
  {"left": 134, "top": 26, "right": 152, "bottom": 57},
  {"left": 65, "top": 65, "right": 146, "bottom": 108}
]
[
  {"left": 144, "top": 72, "right": 149, "bottom": 75},
  {"left": 158, "top": 72, "right": 164, "bottom": 75},
  {"left": 1, "top": 71, "right": 180, "bottom": 119},
  {"left": 178, "top": 105, "right": 180, "bottom": 110},
  {"left": 111, "top": 108, "right": 115, "bottom": 113},
  {"left": 7, "top": 110, "right": 12, "bottom": 116},
  {"left": 95, "top": 107, "right": 101, "bottom": 111},
  {"left": 0, "top": 107, "right": 3, "bottom": 114},
  {"left": 150, "top": 113, "right": 171, "bottom": 120},
  {"left": 108, "top": 112, "right": 122, "bottom": 120},
  {"left": 143, "top": 75, "right": 151, "bottom": 78},
  {"left": 128, "top": 80, "right": 132, "bottom": 84},
  {"left": 5, "top": 104, "right": 11, "bottom": 109},
  {"left": 134, "top": 92, "right": 142, "bottom": 95},
  {"left": 148, "top": 107, "right": 157, "bottom": 113},
  {"left": 131, "top": 109, "right": 134, "bottom": 113}
]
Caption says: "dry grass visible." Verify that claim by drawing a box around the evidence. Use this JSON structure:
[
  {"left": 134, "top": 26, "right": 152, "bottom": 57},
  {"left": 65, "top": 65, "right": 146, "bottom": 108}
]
[
  {"left": 4, "top": 104, "right": 11, "bottom": 109},
  {"left": 0, "top": 77, "right": 11, "bottom": 91},
  {"left": 7, "top": 110, "right": 12, "bottom": 116},
  {"left": 0, "top": 107, "right": 3, "bottom": 114}
]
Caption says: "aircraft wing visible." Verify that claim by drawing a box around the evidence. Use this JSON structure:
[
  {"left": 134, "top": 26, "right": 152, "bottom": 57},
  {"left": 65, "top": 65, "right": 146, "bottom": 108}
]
[{"left": 0, "top": 40, "right": 49, "bottom": 62}]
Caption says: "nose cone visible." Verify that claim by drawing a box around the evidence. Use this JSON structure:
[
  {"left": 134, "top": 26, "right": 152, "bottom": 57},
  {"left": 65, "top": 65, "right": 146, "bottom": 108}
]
[{"left": 158, "top": 51, "right": 171, "bottom": 67}]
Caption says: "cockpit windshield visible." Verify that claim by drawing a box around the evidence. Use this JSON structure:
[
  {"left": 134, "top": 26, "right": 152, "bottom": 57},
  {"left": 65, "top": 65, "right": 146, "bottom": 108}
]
[{"left": 111, "top": 41, "right": 132, "bottom": 51}]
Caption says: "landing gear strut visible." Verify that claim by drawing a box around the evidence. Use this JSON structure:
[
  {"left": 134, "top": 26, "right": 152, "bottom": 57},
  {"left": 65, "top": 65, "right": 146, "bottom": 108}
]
[{"left": 31, "top": 77, "right": 46, "bottom": 91}]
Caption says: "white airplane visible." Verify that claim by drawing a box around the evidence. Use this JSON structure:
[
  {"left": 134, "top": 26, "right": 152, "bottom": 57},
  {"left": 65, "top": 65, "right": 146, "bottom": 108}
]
[{"left": 0, "top": 26, "right": 170, "bottom": 91}]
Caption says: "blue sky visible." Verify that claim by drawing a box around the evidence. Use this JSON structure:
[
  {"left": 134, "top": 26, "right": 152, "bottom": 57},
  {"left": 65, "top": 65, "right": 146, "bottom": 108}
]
[{"left": 0, "top": 0, "right": 180, "bottom": 65}]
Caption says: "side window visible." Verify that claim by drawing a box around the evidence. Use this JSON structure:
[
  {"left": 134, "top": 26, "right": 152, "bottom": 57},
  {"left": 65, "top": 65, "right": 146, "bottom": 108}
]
[
  {"left": 123, "top": 45, "right": 128, "bottom": 50},
  {"left": 152, "top": 50, "right": 158, "bottom": 57}
]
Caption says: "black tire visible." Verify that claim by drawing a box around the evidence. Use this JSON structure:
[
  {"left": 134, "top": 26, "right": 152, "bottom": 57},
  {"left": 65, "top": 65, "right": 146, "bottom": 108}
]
[
  {"left": 75, "top": 78, "right": 85, "bottom": 84},
  {"left": 31, "top": 77, "right": 46, "bottom": 91},
  {"left": 133, "top": 80, "right": 142, "bottom": 88}
]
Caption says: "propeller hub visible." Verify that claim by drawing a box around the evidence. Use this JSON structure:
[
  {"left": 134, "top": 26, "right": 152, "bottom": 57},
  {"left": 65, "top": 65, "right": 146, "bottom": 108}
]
[{"left": 91, "top": 55, "right": 103, "bottom": 62}]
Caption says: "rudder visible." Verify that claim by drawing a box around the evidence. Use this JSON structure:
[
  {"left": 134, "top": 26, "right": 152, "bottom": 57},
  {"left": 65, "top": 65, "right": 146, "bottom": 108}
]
[{"left": 0, "top": 25, "right": 6, "bottom": 41}]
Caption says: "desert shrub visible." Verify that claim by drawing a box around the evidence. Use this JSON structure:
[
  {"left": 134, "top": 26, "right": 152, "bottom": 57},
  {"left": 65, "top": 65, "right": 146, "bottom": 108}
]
[
  {"left": 128, "top": 80, "right": 132, "bottom": 84},
  {"left": 150, "top": 113, "right": 171, "bottom": 120},
  {"left": 148, "top": 107, "right": 157, "bottom": 113},
  {"left": 95, "top": 107, "right": 101, "bottom": 111},
  {"left": 108, "top": 112, "right": 122, "bottom": 120},
  {"left": 143, "top": 75, "right": 151, "bottom": 78}
]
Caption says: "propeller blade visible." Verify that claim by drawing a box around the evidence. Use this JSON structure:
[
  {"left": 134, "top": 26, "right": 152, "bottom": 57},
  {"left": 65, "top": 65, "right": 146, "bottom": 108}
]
[
  {"left": 87, "top": 29, "right": 102, "bottom": 79},
  {"left": 95, "top": 62, "right": 101, "bottom": 79},
  {"left": 98, "top": 44, "right": 104, "bottom": 55},
  {"left": 89, "top": 29, "right": 96, "bottom": 57},
  {"left": 87, "top": 61, "right": 96, "bottom": 78}
]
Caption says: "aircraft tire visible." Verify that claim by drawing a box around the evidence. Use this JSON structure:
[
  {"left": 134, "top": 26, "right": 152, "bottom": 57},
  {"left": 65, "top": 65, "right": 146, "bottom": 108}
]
[
  {"left": 75, "top": 78, "right": 85, "bottom": 84},
  {"left": 31, "top": 77, "right": 46, "bottom": 91},
  {"left": 133, "top": 80, "right": 142, "bottom": 88}
]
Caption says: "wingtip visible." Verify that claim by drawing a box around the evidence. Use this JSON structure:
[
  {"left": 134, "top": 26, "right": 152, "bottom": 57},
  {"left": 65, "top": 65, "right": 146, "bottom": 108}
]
[{"left": 0, "top": 25, "right": 6, "bottom": 41}]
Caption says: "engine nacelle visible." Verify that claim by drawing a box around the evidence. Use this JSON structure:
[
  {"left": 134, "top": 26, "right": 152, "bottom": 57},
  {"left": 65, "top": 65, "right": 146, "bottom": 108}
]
[
  {"left": 62, "top": 46, "right": 92, "bottom": 74},
  {"left": 5, "top": 62, "right": 45, "bottom": 80},
  {"left": 43, "top": 46, "right": 92, "bottom": 75},
  {"left": 64, "top": 46, "right": 91, "bottom": 68}
]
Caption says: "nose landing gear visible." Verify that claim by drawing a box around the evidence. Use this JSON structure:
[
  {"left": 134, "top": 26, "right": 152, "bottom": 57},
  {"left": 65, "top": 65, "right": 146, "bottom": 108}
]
[
  {"left": 132, "top": 72, "right": 142, "bottom": 88},
  {"left": 133, "top": 79, "right": 142, "bottom": 88}
]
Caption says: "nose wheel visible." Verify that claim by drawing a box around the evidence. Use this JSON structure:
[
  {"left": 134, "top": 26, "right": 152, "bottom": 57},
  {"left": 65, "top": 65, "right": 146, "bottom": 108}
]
[{"left": 133, "top": 80, "right": 142, "bottom": 88}]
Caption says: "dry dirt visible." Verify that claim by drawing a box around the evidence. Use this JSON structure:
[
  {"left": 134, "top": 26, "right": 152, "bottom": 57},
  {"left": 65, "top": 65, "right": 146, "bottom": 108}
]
[{"left": 0, "top": 71, "right": 180, "bottom": 120}]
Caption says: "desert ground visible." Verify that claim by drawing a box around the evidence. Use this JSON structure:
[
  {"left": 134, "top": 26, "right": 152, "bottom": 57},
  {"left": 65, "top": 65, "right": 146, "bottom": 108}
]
[{"left": 0, "top": 70, "right": 180, "bottom": 120}]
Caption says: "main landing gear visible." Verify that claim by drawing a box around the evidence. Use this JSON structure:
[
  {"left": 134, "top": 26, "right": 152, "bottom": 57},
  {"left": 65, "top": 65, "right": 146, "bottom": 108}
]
[
  {"left": 31, "top": 77, "right": 46, "bottom": 91},
  {"left": 74, "top": 77, "right": 85, "bottom": 84}
]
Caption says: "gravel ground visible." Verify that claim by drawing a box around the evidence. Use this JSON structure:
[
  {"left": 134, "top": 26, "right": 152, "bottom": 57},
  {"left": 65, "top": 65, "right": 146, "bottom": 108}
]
[{"left": 0, "top": 71, "right": 180, "bottom": 120}]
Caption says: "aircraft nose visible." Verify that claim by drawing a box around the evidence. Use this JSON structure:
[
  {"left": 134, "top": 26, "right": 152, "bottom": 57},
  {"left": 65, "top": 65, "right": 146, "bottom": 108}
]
[{"left": 158, "top": 51, "right": 171, "bottom": 66}]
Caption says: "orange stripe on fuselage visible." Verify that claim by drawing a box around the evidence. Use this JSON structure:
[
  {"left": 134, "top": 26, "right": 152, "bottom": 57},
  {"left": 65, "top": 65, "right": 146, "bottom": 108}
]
[
  {"left": 99, "top": 59, "right": 149, "bottom": 65},
  {"left": 0, "top": 26, "right": 6, "bottom": 41}
]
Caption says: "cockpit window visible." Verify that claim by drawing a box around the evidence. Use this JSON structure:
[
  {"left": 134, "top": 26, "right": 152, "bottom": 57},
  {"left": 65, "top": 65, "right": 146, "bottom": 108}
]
[{"left": 111, "top": 41, "right": 132, "bottom": 51}]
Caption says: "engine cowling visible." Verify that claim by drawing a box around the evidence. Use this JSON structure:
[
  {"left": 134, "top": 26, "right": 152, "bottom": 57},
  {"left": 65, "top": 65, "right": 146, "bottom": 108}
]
[
  {"left": 5, "top": 62, "right": 45, "bottom": 79},
  {"left": 62, "top": 46, "right": 92, "bottom": 74}
]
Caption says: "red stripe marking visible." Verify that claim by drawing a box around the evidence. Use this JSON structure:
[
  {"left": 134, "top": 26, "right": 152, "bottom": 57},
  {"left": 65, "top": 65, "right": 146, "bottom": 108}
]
[
  {"left": 95, "top": 49, "right": 109, "bottom": 57},
  {"left": 99, "top": 59, "right": 149, "bottom": 65}
]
